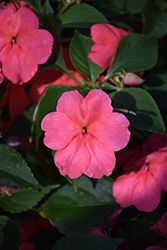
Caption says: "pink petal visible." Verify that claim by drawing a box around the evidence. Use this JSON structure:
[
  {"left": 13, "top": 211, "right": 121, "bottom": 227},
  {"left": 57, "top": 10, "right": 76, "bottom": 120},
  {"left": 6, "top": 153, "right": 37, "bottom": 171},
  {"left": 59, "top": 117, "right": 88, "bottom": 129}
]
[
  {"left": 17, "top": 29, "right": 54, "bottom": 64},
  {"left": 0, "top": 32, "right": 11, "bottom": 51},
  {"left": 132, "top": 170, "right": 161, "bottom": 212},
  {"left": 83, "top": 89, "right": 113, "bottom": 125},
  {"left": 14, "top": 7, "right": 39, "bottom": 37},
  {"left": 88, "top": 112, "right": 130, "bottom": 152},
  {"left": 41, "top": 112, "right": 81, "bottom": 150},
  {"left": 90, "top": 24, "right": 119, "bottom": 44},
  {"left": 113, "top": 172, "right": 138, "bottom": 207},
  {"left": 1, "top": 43, "right": 37, "bottom": 84},
  {"left": 0, "top": 7, "right": 17, "bottom": 36},
  {"left": 8, "top": 83, "right": 30, "bottom": 120},
  {"left": 56, "top": 90, "right": 84, "bottom": 125},
  {"left": 84, "top": 135, "right": 116, "bottom": 178},
  {"left": 88, "top": 43, "right": 116, "bottom": 69},
  {"left": 54, "top": 136, "right": 91, "bottom": 178},
  {"left": 149, "top": 151, "right": 167, "bottom": 191},
  {"left": 151, "top": 211, "right": 167, "bottom": 238}
]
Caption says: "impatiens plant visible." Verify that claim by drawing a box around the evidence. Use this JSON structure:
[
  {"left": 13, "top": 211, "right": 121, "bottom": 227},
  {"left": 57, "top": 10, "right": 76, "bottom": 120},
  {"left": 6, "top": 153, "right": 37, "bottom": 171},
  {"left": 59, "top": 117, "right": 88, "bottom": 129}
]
[{"left": 1, "top": 0, "right": 167, "bottom": 250}]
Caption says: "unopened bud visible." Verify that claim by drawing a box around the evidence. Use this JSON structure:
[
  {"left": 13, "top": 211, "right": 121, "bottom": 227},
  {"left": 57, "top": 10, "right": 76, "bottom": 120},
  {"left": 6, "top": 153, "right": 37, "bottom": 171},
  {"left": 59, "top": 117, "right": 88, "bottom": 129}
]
[{"left": 124, "top": 72, "right": 145, "bottom": 86}]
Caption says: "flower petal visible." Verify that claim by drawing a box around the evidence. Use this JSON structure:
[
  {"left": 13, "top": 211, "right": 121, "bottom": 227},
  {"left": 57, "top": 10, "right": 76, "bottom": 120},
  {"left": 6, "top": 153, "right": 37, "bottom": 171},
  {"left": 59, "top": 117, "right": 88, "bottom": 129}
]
[
  {"left": 54, "top": 136, "right": 91, "bottom": 178},
  {"left": 41, "top": 112, "right": 81, "bottom": 150},
  {"left": 88, "top": 43, "right": 116, "bottom": 69},
  {"left": 132, "top": 170, "right": 161, "bottom": 212},
  {"left": 88, "top": 112, "right": 130, "bottom": 152},
  {"left": 84, "top": 135, "right": 116, "bottom": 178},
  {"left": 113, "top": 172, "right": 137, "bottom": 208},
  {"left": 17, "top": 29, "right": 53, "bottom": 64},
  {"left": 56, "top": 90, "right": 84, "bottom": 125},
  {"left": 1, "top": 43, "right": 37, "bottom": 84},
  {"left": 8, "top": 83, "right": 30, "bottom": 120},
  {"left": 90, "top": 24, "right": 119, "bottom": 44},
  {"left": 83, "top": 89, "right": 113, "bottom": 125}
]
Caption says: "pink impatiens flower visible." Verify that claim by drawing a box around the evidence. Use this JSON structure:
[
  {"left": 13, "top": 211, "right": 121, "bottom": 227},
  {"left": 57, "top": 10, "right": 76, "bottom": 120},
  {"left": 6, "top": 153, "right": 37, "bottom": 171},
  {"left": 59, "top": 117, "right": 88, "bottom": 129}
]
[
  {"left": 113, "top": 150, "right": 167, "bottom": 212},
  {"left": 88, "top": 24, "right": 131, "bottom": 69},
  {"left": 41, "top": 89, "right": 130, "bottom": 179},
  {"left": 0, "top": 7, "right": 53, "bottom": 84}
]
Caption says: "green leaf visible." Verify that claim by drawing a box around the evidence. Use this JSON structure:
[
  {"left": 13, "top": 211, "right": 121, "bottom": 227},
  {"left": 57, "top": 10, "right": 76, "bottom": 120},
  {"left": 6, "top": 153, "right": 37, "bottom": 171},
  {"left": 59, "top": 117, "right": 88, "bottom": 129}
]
[
  {"left": 70, "top": 31, "right": 104, "bottom": 81},
  {"left": 104, "top": 34, "right": 158, "bottom": 80},
  {"left": 40, "top": 176, "right": 119, "bottom": 235},
  {"left": 0, "top": 185, "right": 58, "bottom": 213},
  {"left": 23, "top": 0, "right": 42, "bottom": 13},
  {"left": 142, "top": 5, "right": 167, "bottom": 38},
  {"left": 143, "top": 70, "right": 167, "bottom": 108},
  {"left": 52, "top": 234, "right": 123, "bottom": 250},
  {"left": 0, "top": 216, "right": 21, "bottom": 250},
  {"left": 64, "top": 176, "right": 81, "bottom": 192},
  {"left": 47, "top": 52, "right": 80, "bottom": 84},
  {"left": 125, "top": 0, "right": 146, "bottom": 13},
  {"left": 34, "top": 85, "right": 87, "bottom": 140},
  {"left": 0, "top": 145, "right": 38, "bottom": 189},
  {"left": 41, "top": 0, "right": 54, "bottom": 23},
  {"left": 90, "top": 0, "right": 124, "bottom": 15},
  {"left": 56, "top": 3, "right": 109, "bottom": 28},
  {"left": 109, "top": 88, "right": 166, "bottom": 135}
]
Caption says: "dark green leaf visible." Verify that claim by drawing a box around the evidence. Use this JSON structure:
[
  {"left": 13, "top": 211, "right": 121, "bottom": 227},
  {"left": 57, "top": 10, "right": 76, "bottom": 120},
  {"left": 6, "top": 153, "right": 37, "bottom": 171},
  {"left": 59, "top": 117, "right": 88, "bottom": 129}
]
[
  {"left": 70, "top": 31, "right": 104, "bottom": 81},
  {"left": 56, "top": 3, "right": 109, "bottom": 28},
  {"left": 142, "top": 5, "right": 167, "bottom": 38},
  {"left": 0, "top": 216, "right": 21, "bottom": 250},
  {"left": 47, "top": 52, "right": 80, "bottom": 84},
  {"left": 52, "top": 234, "right": 123, "bottom": 250},
  {"left": 40, "top": 176, "right": 119, "bottom": 235},
  {"left": 41, "top": 0, "right": 54, "bottom": 23},
  {"left": 143, "top": 70, "right": 167, "bottom": 108},
  {"left": 0, "top": 145, "right": 39, "bottom": 189},
  {"left": 34, "top": 85, "right": 87, "bottom": 140},
  {"left": 0, "top": 185, "right": 58, "bottom": 213},
  {"left": 64, "top": 176, "right": 81, "bottom": 192},
  {"left": 90, "top": 0, "right": 124, "bottom": 16},
  {"left": 23, "top": 0, "right": 42, "bottom": 13},
  {"left": 128, "top": 213, "right": 164, "bottom": 248},
  {"left": 125, "top": 0, "right": 146, "bottom": 13},
  {"left": 105, "top": 34, "right": 158, "bottom": 80},
  {"left": 109, "top": 88, "right": 166, "bottom": 134}
]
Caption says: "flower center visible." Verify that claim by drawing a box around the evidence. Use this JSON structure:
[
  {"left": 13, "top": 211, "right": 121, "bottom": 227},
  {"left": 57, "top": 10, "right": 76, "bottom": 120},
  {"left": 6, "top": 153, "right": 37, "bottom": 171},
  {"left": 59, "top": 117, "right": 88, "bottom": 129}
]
[
  {"left": 143, "top": 162, "right": 149, "bottom": 172},
  {"left": 11, "top": 37, "right": 15, "bottom": 46},
  {"left": 81, "top": 126, "right": 88, "bottom": 137}
]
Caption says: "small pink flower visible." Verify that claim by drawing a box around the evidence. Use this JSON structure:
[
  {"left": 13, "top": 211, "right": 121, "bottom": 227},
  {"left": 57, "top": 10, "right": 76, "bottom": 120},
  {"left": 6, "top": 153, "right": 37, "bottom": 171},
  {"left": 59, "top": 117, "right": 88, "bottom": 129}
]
[
  {"left": 41, "top": 89, "right": 130, "bottom": 179},
  {"left": 113, "top": 150, "right": 167, "bottom": 212},
  {"left": 88, "top": 24, "right": 131, "bottom": 69},
  {"left": 0, "top": 7, "right": 53, "bottom": 84}
]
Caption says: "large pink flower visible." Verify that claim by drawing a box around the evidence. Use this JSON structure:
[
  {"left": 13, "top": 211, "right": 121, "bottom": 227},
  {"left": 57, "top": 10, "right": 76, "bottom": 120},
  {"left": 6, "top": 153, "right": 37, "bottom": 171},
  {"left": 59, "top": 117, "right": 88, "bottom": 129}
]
[
  {"left": 113, "top": 150, "right": 167, "bottom": 212},
  {"left": 41, "top": 89, "right": 130, "bottom": 179},
  {"left": 0, "top": 7, "right": 53, "bottom": 84},
  {"left": 88, "top": 24, "right": 131, "bottom": 69}
]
